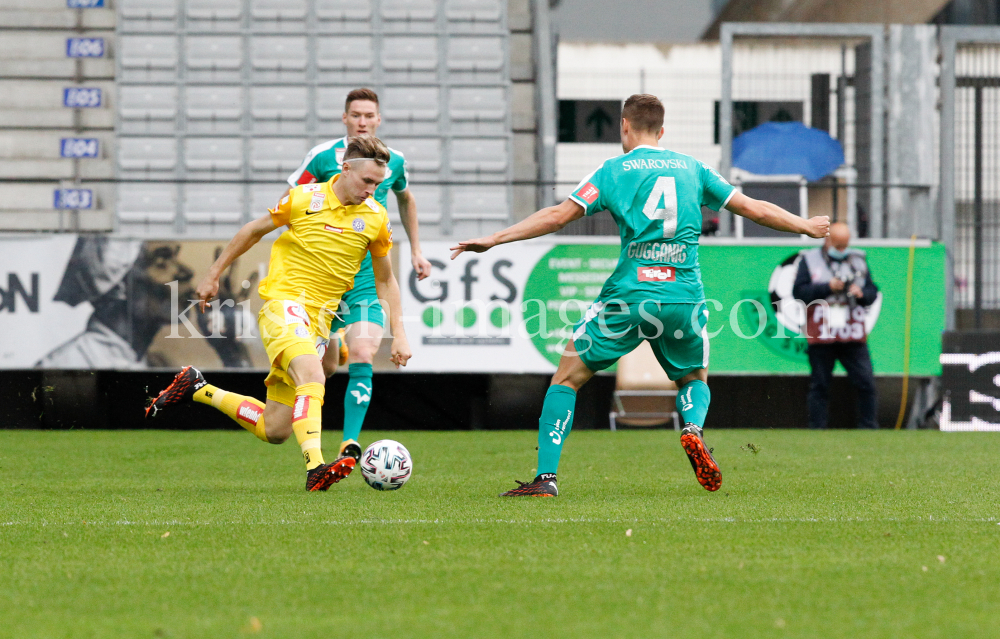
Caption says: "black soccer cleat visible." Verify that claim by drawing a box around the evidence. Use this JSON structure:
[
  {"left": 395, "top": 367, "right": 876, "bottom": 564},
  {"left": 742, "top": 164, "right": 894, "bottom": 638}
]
[
  {"left": 306, "top": 462, "right": 350, "bottom": 491},
  {"left": 145, "top": 366, "right": 207, "bottom": 419},
  {"left": 680, "top": 424, "right": 722, "bottom": 492},
  {"left": 500, "top": 474, "right": 558, "bottom": 497}
]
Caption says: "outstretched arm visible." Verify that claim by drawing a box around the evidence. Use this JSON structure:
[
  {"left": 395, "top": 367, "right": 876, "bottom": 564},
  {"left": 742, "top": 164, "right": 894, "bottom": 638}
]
[
  {"left": 393, "top": 188, "right": 432, "bottom": 280},
  {"left": 371, "top": 253, "right": 412, "bottom": 369},
  {"left": 195, "top": 214, "right": 277, "bottom": 311},
  {"left": 726, "top": 192, "right": 830, "bottom": 238},
  {"left": 449, "top": 199, "right": 585, "bottom": 259}
]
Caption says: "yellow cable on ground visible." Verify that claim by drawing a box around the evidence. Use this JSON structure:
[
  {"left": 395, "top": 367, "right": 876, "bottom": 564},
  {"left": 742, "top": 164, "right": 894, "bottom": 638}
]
[{"left": 894, "top": 235, "right": 917, "bottom": 430}]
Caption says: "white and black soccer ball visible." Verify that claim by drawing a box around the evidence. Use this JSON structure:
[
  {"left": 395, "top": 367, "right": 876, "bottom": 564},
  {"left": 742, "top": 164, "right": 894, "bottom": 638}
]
[{"left": 360, "top": 439, "right": 413, "bottom": 491}]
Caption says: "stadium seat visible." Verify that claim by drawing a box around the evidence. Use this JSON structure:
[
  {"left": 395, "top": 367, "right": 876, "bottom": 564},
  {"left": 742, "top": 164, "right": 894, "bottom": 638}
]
[
  {"left": 450, "top": 185, "right": 509, "bottom": 221},
  {"left": 386, "top": 183, "right": 443, "bottom": 224},
  {"left": 316, "top": 0, "right": 372, "bottom": 21},
  {"left": 381, "top": 86, "right": 440, "bottom": 135},
  {"left": 120, "top": 0, "right": 177, "bottom": 19},
  {"left": 449, "top": 137, "right": 508, "bottom": 173},
  {"left": 250, "top": 182, "right": 290, "bottom": 218},
  {"left": 445, "top": 0, "right": 503, "bottom": 23},
  {"left": 315, "top": 36, "right": 374, "bottom": 82},
  {"left": 250, "top": 138, "right": 309, "bottom": 174},
  {"left": 382, "top": 37, "right": 439, "bottom": 78},
  {"left": 447, "top": 87, "right": 507, "bottom": 134},
  {"left": 447, "top": 37, "right": 505, "bottom": 72},
  {"left": 117, "top": 137, "right": 177, "bottom": 173},
  {"left": 186, "top": 0, "right": 243, "bottom": 23},
  {"left": 117, "top": 183, "right": 177, "bottom": 224},
  {"left": 315, "top": 86, "right": 353, "bottom": 123},
  {"left": 608, "top": 341, "right": 680, "bottom": 431},
  {"left": 250, "top": 0, "right": 307, "bottom": 21},
  {"left": 184, "top": 138, "right": 244, "bottom": 173},
  {"left": 252, "top": 37, "right": 309, "bottom": 70},
  {"left": 183, "top": 183, "right": 245, "bottom": 225},
  {"left": 381, "top": 0, "right": 437, "bottom": 21},
  {"left": 251, "top": 86, "right": 308, "bottom": 134},
  {"left": 185, "top": 85, "right": 242, "bottom": 134},
  {"left": 118, "top": 85, "right": 178, "bottom": 133},
  {"left": 387, "top": 138, "right": 442, "bottom": 174},
  {"left": 119, "top": 36, "right": 178, "bottom": 82},
  {"left": 186, "top": 36, "right": 243, "bottom": 82}
]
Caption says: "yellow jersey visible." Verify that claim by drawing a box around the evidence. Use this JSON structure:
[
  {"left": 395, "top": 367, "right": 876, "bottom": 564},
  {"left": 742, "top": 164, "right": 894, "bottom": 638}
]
[{"left": 258, "top": 175, "right": 393, "bottom": 314}]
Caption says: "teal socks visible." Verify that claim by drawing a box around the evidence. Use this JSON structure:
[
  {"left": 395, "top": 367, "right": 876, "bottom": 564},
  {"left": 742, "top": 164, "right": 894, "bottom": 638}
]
[
  {"left": 677, "top": 379, "right": 710, "bottom": 428},
  {"left": 537, "top": 384, "right": 577, "bottom": 476},
  {"left": 343, "top": 363, "right": 373, "bottom": 443}
]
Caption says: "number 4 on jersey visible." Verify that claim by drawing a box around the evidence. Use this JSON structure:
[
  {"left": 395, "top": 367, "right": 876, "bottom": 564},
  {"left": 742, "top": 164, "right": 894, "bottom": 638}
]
[{"left": 642, "top": 176, "right": 678, "bottom": 239}]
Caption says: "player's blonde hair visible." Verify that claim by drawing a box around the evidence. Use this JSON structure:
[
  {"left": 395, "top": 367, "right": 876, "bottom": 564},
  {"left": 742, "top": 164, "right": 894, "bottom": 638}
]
[{"left": 343, "top": 134, "right": 390, "bottom": 166}]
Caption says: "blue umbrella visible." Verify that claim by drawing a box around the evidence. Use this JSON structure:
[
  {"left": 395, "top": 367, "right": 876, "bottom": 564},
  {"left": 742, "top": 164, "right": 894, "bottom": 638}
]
[{"left": 732, "top": 121, "right": 845, "bottom": 182}]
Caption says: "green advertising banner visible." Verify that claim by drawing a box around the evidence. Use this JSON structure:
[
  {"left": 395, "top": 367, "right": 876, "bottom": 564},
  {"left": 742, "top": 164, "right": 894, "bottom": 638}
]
[
  {"left": 402, "top": 240, "right": 945, "bottom": 376},
  {"left": 699, "top": 242, "right": 945, "bottom": 376}
]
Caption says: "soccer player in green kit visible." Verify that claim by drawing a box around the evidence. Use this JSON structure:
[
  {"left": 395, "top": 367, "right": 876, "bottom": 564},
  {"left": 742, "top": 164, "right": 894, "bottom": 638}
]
[
  {"left": 285, "top": 88, "right": 433, "bottom": 472},
  {"left": 451, "top": 94, "right": 830, "bottom": 496}
]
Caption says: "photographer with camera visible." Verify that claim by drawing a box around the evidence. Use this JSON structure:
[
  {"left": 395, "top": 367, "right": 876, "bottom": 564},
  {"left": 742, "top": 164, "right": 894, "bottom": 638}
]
[{"left": 792, "top": 222, "right": 880, "bottom": 429}]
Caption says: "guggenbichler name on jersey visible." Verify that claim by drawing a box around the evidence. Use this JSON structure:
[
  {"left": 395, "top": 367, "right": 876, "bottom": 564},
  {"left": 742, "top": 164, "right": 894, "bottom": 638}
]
[{"left": 626, "top": 241, "right": 688, "bottom": 263}]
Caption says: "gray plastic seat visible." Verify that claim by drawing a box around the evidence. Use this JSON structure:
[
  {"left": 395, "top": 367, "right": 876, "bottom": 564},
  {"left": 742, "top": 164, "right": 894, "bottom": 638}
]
[
  {"left": 316, "top": 0, "right": 372, "bottom": 21},
  {"left": 186, "top": 36, "right": 242, "bottom": 81},
  {"left": 383, "top": 86, "right": 440, "bottom": 122},
  {"left": 186, "top": 86, "right": 242, "bottom": 121},
  {"left": 185, "top": 137, "right": 243, "bottom": 173},
  {"left": 447, "top": 37, "right": 504, "bottom": 71},
  {"left": 250, "top": 138, "right": 309, "bottom": 173},
  {"left": 184, "top": 183, "right": 244, "bottom": 224},
  {"left": 119, "top": 85, "right": 178, "bottom": 121},
  {"left": 251, "top": 0, "right": 307, "bottom": 21},
  {"left": 450, "top": 185, "right": 509, "bottom": 220},
  {"left": 450, "top": 137, "right": 507, "bottom": 173},
  {"left": 315, "top": 86, "right": 353, "bottom": 122},
  {"left": 119, "top": 36, "right": 178, "bottom": 71},
  {"left": 118, "top": 183, "right": 177, "bottom": 224},
  {"left": 186, "top": 0, "right": 243, "bottom": 21},
  {"left": 252, "top": 37, "right": 308, "bottom": 70},
  {"left": 316, "top": 36, "right": 374, "bottom": 71},
  {"left": 386, "top": 183, "right": 442, "bottom": 224},
  {"left": 251, "top": 86, "right": 308, "bottom": 122},
  {"left": 381, "top": 0, "right": 437, "bottom": 21},
  {"left": 388, "top": 138, "right": 442, "bottom": 173},
  {"left": 382, "top": 37, "right": 438, "bottom": 72},
  {"left": 448, "top": 87, "right": 506, "bottom": 121},
  {"left": 120, "top": 0, "right": 178, "bottom": 19},
  {"left": 445, "top": 0, "right": 502, "bottom": 22},
  {"left": 117, "top": 137, "right": 177, "bottom": 172}
]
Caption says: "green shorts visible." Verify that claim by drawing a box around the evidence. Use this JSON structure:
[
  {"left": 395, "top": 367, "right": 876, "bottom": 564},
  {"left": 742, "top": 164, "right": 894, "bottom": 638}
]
[
  {"left": 572, "top": 300, "right": 708, "bottom": 381},
  {"left": 331, "top": 254, "right": 385, "bottom": 332}
]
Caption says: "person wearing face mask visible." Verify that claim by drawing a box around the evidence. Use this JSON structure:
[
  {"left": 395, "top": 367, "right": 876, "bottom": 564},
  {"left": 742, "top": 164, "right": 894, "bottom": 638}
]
[{"left": 792, "top": 222, "right": 880, "bottom": 429}]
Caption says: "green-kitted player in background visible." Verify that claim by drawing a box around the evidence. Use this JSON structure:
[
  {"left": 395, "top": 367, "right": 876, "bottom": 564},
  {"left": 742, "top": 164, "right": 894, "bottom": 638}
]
[
  {"left": 283, "top": 88, "right": 433, "bottom": 472},
  {"left": 451, "top": 94, "right": 830, "bottom": 496}
]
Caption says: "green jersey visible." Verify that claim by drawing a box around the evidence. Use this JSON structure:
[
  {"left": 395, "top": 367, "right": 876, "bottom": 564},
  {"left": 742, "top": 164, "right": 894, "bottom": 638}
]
[
  {"left": 287, "top": 136, "right": 408, "bottom": 208},
  {"left": 569, "top": 145, "right": 735, "bottom": 303}
]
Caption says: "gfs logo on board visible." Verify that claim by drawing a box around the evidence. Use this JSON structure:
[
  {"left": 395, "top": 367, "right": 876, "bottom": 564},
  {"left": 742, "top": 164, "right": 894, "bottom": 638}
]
[
  {"left": 638, "top": 266, "right": 675, "bottom": 282},
  {"left": 577, "top": 183, "right": 599, "bottom": 205}
]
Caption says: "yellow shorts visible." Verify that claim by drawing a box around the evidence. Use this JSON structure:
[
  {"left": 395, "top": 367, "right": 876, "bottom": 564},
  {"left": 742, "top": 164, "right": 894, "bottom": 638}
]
[{"left": 257, "top": 299, "right": 333, "bottom": 406}]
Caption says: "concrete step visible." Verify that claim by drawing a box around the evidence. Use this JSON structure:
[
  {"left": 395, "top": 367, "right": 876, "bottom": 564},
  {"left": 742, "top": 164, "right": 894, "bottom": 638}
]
[{"left": 0, "top": 0, "right": 115, "bottom": 29}]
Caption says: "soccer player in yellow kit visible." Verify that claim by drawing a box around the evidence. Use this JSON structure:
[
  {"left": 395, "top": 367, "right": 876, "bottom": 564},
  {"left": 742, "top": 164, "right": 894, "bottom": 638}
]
[{"left": 146, "top": 135, "right": 412, "bottom": 491}]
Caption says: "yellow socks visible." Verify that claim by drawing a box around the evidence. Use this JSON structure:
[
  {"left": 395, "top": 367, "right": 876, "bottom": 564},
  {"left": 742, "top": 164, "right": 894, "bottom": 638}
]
[
  {"left": 193, "top": 384, "right": 269, "bottom": 442},
  {"left": 292, "top": 382, "right": 326, "bottom": 470}
]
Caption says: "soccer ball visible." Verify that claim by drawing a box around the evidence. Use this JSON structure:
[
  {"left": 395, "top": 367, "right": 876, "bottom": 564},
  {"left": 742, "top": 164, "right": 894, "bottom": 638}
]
[{"left": 359, "top": 439, "right": 413, "bottom": 491}]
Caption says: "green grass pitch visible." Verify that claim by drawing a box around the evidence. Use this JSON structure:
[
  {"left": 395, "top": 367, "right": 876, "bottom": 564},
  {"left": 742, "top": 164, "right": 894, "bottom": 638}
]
[{"left": 2, "top": 429, "right": 999, "bottom": 638}]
